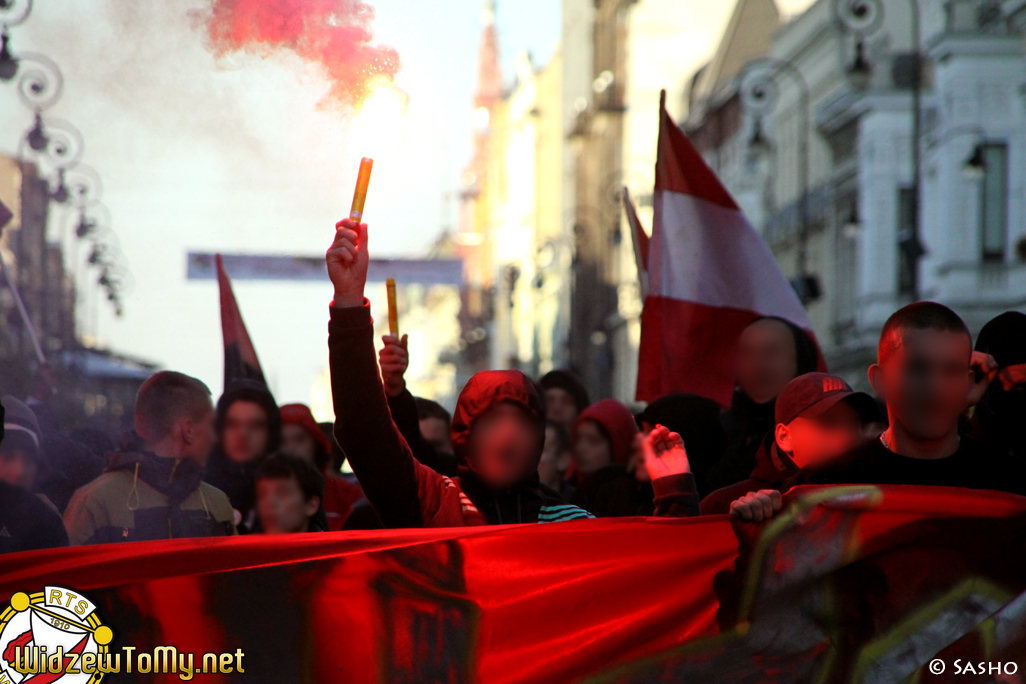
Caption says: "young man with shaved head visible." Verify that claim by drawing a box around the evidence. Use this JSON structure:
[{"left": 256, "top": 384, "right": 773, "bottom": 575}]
[
  {"left": 732, "top": 302, "right": 1026, "bottom": 522},
  {"left": 64, "top": 371, "right": 237, "bottom": 544}
]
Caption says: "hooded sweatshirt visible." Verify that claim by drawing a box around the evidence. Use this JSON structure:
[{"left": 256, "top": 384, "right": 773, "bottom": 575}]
[
  {"left": 204, "top": 380, "right": 282, "bottom": 532},
  {"left": 571, "top": 400, "right": 701, "bottom": 518},
  {"left": 699, "top": 432, "right": 799, "bottom": 515},
  {"left": 64, "top": 451, "right": 236, "bottom": 545},
  {"left": 329, "top": 300, "right": 590, "bottom": 526},
  {"left": 329, "top": 301, "right": 699, "bottom": 526},
  {"left": 968, "top": 311, "right": 1026, "bottom": 459}
]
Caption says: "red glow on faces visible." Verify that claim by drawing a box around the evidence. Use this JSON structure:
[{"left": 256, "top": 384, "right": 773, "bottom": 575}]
[{"left": 195, "top": 0, "right": 400, "bottom": 107}]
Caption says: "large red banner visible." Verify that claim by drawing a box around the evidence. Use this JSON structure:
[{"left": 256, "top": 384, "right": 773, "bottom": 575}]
[{"left": 1, "top": 485, "right": 1024, "bottom": 683}]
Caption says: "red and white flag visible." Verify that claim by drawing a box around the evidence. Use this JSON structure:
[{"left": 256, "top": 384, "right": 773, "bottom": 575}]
[{"left": 636, "top": 92, "right": 814, "bottom": 407}]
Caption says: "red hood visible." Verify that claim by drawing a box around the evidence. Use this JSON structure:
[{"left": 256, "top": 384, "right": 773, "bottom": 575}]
[
  {"left": 574, "top": 399, "right": 639, "bottom": 466},
  {"left": 450, "top": 370, "right": 546, "bottom": 467}
]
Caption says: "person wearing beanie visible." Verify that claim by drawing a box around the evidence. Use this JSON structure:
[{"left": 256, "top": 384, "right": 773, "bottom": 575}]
[
  {"left": 966, "top": 311, "right": 1026, "bottom": 459},
  {"left": 706, "top": 316, "right": 821, "bottom": 492},
  {"left": 0, "top": 397, "right": 69, "bottom": 553},
  {"left": 570, "top": 399, "right": 701, "bottom": 518},
  {"left": 280, "top": 403, "right": 364, "bottom": 530},
  {"left": 638, "top": 394, "right": 727, "bottom": 498},
  {"left": 204, "top": 379, "right": 281, "bottom": 532},
  {"left": 538, "top": 370, "right": 591, "bottom": 433},
  {"left": 0, "top": 395, "right": 45, "bottom": 491}
]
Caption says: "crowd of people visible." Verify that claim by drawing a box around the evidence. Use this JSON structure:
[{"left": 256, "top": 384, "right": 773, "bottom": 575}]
[{"left": 1, "top": 217, "right": 1024, "bottom": 554}]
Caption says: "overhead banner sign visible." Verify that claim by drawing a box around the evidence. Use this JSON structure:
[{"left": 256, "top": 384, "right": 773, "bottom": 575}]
[
  {"left": 187, "top": 252, "right": 464, "bottom": 285},
  {"left": 1, "top": 485, "right": 1024, "bottom": 683}
]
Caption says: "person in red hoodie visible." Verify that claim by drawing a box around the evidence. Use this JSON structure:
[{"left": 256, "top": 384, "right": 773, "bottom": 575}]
[
  {"left": 280, "top": 403, "right": 364, "bottom": 530},
  {"left": 570, "top": 400, "right": 701, "bottom": 517},
  {"left": 326, "top": 219, "right": 698, "bottom": 526}
]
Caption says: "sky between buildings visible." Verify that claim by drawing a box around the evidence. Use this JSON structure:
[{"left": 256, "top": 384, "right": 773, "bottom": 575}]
[{"left": 0, "top": 0, "right": 813, "bottom": 416}]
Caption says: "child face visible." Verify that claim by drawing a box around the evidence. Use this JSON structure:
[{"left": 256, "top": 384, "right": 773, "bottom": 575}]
[{"left": 256, "top": 475, "right": 318, "bottom": 534}]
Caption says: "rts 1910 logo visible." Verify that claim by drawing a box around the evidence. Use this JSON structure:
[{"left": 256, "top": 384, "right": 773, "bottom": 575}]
[{"left": 0, "top": 586, "right": 113, "bottom": 683}]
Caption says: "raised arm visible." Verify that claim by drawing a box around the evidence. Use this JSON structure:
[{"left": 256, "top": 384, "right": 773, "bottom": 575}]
[
  {"left": 327, "top": 219, "right": 440, "bottom": 528},
  {"left": 380, "top": 333, "right": 460, "bottom": 477}
]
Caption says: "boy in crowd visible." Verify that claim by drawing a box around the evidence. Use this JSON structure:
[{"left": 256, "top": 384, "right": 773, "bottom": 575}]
[
  {"left": 204, "top": 379, "right": 281, "bottom": 531},
  {"left": 64, "top": 371, "right": 236, "bottom": 543},
  {"left": 416, "top": 398, "right": 454, "bottom": 455},
  {"left": 280, "top": 403, "right": 364, "bottom": 530},
  {"left": 701, "top": 373, "right": 874, "bottom": 514},
  {"left": 538, "top": 370, "right": 590, "bottom": 433},
  {"left": 732, "top": 302, "right": 1026, "bottom": 522},
  {"left": 255, "top": 453, "right": 326, "bottom": 534},
  {"left": 0, "top": 397, "right": 68, "bottom": 553}
]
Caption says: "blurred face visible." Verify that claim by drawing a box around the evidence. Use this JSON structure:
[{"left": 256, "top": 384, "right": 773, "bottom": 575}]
[
  {"left": 545, "top": 388, "right": 579, "bottom": 430},
  {"left": 777, "top": 401, "right": 863, "bottom": 469},
  {"left": 736, "top": 319, "right": 799, "bottom": 405},
  {"left": 0, "top": 448, "right": 38, "bottom": 489},
  {"left": 573, "top": 420, "right": 612, "bottom": 475},
  {"left": 420, "top": 417, "right": 452, "bottom": 453},
  {"left": 181, "top": 403, "right": 216, "bottom": 465},
  {"left": 281, "top": 424, "right": 317, "bottom": 464},
  {"left": 256, "top": 476, "right": 319, "bottom": 534},
  {"left": 538, "top": 425, "right": 571, "bottom": 486},
  {"left": 223, "top": 401, "right": 270, "bottom": 464},
  {"left": 468, "top": 403, "right": 540, "bottom": 489},
  {"left": 871, "top": 328, "right": 972, "bottom": 441}
]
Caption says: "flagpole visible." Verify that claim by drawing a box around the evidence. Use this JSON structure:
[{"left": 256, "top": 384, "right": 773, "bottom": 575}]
[{"left": 0, "top": 245, "right": 46, "bottom": 364}]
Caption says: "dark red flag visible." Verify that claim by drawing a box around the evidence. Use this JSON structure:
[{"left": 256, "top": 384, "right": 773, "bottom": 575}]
[{"left": 216, "top": 253, "right": 266, "bottom": 387}]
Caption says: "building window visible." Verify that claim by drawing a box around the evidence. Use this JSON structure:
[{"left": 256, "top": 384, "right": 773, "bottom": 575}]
[
  {"left": 897, "top": 187, "right": 916, "bottom": 296},
  {"left": 980, "top": 142, "right": 1009, "bottom": 262}
]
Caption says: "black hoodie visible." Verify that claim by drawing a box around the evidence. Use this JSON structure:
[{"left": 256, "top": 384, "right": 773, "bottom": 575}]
[
  {"left": 204, "top": 380, "right": 281, "bottom": 532},
  {"left": 968, "top": 311, "right": 1026, "bottom": 459}
]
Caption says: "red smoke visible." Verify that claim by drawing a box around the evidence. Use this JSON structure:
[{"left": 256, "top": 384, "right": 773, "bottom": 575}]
[{"left": 194, "top": 0, "right": 400, "bottom": 107}]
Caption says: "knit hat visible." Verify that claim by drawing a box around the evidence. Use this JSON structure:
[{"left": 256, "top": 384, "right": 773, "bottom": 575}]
[
  {"left": 574, "top": 399, "right": 638, "bottom": 466},
  {"left": 1, "top": 395, "right": 40, "bottom": 456},
  {"left": 538, "top": 370, "right": 591, "bottom": 413},
  {"left": 280, "top": 403, "right": 332, "bottom": 453}
]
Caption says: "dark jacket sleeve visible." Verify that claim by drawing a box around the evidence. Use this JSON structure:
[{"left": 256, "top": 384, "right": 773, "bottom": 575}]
[
  {"left": 386, "top": 388, "right": 459, "bottom": 477},
  {"left": 652, "top": 473, "right": 701, "bottom": 517},
  {"left": 329, "top": 301, "right": 439, "bottom": 528}
]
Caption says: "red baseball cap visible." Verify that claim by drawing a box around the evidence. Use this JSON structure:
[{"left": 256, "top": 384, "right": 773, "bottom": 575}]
[{"left": 774, "top": 372, "right": 877, "bottom": 426}]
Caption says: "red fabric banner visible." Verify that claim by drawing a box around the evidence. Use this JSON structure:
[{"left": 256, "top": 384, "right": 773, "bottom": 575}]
[{"left": 1, "top": 485, "right": 1024, "bottom": 683}]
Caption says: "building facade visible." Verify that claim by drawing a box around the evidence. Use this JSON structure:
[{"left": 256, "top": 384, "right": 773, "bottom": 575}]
[{"left": 685, "top": 0, "right": 1026, "bottom": 388}]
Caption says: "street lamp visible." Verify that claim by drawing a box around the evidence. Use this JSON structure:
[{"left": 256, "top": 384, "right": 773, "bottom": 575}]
[
  {"left": 834, "top": 0, "right": 925, "bottom": 300},
  {"left": 963, "top": 145, "right": 986, "bottom": 180},
  {"left": 740, "top": 57, "right": 820, "bottom": 305}
]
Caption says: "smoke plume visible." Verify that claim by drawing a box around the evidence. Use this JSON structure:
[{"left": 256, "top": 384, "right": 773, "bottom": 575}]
[{"left": 192, "top": 0, "right": 400, "bottom": 108}]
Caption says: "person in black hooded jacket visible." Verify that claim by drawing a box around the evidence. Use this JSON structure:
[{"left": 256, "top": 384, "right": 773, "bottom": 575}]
[
  {"left": 705, "top": 316, "right": 819, "bottom": 492},
  {"left": 326, "top": 218, "right": 698, "bottom": 526},
  {"left": 203, "top": 379, "right": 281, "bottom": 533},
  {"left": 967, "top": 311, "right": 1026, "bottom": 460}
]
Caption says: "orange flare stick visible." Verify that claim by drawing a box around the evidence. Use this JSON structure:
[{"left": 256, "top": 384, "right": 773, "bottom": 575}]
[
  {"left": 350, "top": 157, "right": 374, "bottom": 222},
  {"left": 386, "top": 278, "right": 398, "bottom": 335}
]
